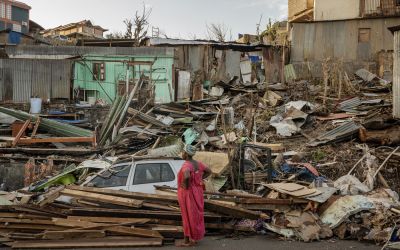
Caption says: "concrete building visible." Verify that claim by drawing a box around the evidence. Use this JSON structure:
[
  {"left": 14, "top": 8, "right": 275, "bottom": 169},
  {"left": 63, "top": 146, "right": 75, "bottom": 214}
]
[
  {"left": 0, "top": 0, "right": 30, "bottom": 34},
  {"left": 389, "top": 25, "right": 400, "bottom": 118},
  {"left": 42, "top": 20, "right": 108, "bottom": 40},
  {"left": 288, "top": 0, "right": 400, "bottom": 79}
]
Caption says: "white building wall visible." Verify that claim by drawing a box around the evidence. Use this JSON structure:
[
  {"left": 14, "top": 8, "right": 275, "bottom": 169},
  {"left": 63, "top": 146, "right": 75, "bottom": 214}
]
[{"left": 314, "top": 0, "right": 360, "bottom": 21}]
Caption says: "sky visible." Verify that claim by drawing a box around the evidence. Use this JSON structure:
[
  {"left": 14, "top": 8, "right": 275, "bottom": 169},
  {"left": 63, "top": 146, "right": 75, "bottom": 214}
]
[{"left": 23, "top": 0, "right": 288, "bottom": 39}]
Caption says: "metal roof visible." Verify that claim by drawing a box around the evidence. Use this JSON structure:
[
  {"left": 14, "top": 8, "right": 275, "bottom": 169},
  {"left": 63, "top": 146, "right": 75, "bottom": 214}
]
[{"left": 143, "top": 37, "right": 270, "bottom": 50}]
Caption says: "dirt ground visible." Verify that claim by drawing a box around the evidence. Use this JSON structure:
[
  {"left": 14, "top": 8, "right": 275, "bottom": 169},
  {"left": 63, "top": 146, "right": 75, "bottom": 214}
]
[
  {"left": 1, "top": 236, "right": 380, "bottom": 250},
  {"left": 159, "top": 236, "right": 381, "bottom": 250}
]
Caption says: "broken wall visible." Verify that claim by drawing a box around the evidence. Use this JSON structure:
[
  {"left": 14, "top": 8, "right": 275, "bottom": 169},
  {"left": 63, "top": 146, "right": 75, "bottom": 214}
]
[{"left": 263, "top": 47, "right": 286, "bottom": 83}]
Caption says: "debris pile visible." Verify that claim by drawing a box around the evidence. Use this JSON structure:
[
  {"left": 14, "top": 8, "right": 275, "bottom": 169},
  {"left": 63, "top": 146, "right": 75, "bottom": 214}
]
[
  {"left": 0, "top": 64, "right": 399, "bottom": 247},
  {"left": 0, "top": 185, "right": 267, "bottom": 248}
]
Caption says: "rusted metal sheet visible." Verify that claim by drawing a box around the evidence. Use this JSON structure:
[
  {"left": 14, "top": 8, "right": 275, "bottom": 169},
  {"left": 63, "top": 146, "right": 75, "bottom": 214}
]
[
  {"left": 364, "top": 0, "right": 381, "bottom": 16},
  {"left": 51, "top": 60, "right": 72, "bottom": 99},
  {"left": 31, "top": 60, "right": 52, "bottom": 100},
  {"left": 0, "top": 59, "right": 72, "bottom": 103},
  {"left": 308, "top": 121, "right": 362, "bottom": 147}
]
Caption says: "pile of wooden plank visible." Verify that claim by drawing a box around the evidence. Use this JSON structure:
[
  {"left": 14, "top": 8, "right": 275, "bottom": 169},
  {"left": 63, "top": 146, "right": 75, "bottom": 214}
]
[{"left": 0, "top": 185, "right": 300, "bottom": 249}]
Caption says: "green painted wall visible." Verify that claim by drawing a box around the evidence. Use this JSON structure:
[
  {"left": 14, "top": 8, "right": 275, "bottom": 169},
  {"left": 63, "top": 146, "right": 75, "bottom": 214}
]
[{"left": 73, "top": 54, "right": 174, "bottom": 104}]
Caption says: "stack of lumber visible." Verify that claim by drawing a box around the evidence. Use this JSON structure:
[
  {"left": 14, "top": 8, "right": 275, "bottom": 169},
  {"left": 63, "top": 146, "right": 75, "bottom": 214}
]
[{"left": 0, "top": 185, "right": 303, "bottom": 249}]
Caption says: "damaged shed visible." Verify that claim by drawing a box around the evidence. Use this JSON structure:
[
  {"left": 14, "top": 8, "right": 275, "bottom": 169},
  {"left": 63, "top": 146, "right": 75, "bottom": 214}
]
[
  {"left": 142, "top": 38, "right": 286, "bottom": 101},
  {"left": 0, "top": 46, "right": 175, "bottom": 104},
  {"left": 73, "top": 52, "right": 174, "bottom": 104}
]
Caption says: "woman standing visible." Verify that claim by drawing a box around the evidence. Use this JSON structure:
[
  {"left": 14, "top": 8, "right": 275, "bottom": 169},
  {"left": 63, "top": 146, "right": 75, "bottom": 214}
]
[{"left": 176, "top": 144, "right": 211, "bottom": 247}]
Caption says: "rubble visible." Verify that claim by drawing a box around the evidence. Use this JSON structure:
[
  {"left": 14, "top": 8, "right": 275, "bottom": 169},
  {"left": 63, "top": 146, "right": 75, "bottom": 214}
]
[{"left": 0, "top": 41, "right": 399, "bottom": 249}]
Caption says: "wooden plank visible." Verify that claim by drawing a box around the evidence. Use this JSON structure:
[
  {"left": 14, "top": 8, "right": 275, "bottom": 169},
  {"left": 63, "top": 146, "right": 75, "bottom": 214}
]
[
  {"left": 60, "top": 189, "right": 143, "bottom": 208},
  {"left": 67, "top": 185, "right": 177, "bottom": 203},
  {"left": 264, "top": 183, "right": 322, "bottom": 198},
  {"left": 67, "top": 216, "right": 152, "bottom": 225},
  {"left": 12, "top": 119, "right": 30, "bottom": 147},
  {"left": 38, "top": 186, "right": 64, "bottom": 207},
  {"left": 237, "top": 198, "right": 309, "bottom": 205},
  {"left": 0, "top": 147, "right": 98, "bottom": 156},
  {"left": 0, "top": 237, "right": 11, "bottom": 243},
  {"left": 0, "top": 224, "right": 66, "bottom": 231},
  {"left": 13, "top": 205, "right": 66, "bottom": 218},
  {"left": 31, "top": 117, "right": 41, "bottom": 137},
  {"left": 51, "top": 218, "right": 110, "bottom": 229},
  {"left": 42, "top": 230, "right": 105, "bottom": 240},
  {"left": 0, "top": 212, "right": 51, "bottom": 220},
  {"left": 240, "top": 204, "right": 291, "bottom": 211},
  {"left": 11, "top": 237, "right": 163, "bottom": 248},
  {"left": 0, "top": 218, "right": 54, "bottom": 225},
  {"left": 105, "top": 226, "right": 163, "bottom": 238},
  {"left": 246, "top": 142, "right": 285, "bottom": 152},
  {"left": 204, "top": 200, "right": 267, "bottom": 220},
  {"left": 18, "top": 137, "right": 94, "bottom": 144},
  {"left": 53, "top": 218, "right": 162, "bottom": 238},
  {"left": 69, "top": 208, "right": 223, "bottom": 222},
  {"left": 143, "top": 202, "right": 178, "bottom": 211}
]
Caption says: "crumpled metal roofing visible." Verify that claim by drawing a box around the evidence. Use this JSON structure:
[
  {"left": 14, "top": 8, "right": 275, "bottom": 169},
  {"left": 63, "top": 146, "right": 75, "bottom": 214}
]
[{"left": 308, "top": 121, "right": 361, "bottom": 147}]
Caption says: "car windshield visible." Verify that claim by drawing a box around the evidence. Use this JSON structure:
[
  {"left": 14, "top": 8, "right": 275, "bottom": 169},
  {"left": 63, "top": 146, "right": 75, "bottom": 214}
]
[{"left": 88, "top": 164, "right": 131, "bottom": 188}]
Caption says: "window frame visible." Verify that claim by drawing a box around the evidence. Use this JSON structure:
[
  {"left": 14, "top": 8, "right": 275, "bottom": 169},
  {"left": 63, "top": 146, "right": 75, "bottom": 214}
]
[
  {"left": 132, "top": 162, "right": 176, "bottom": 185},
  {"left": 358, "top": 28, "right": 371, "bottom": 43},
  {"left": 92, "top": 62, "right": 105, "bottom": 81}
]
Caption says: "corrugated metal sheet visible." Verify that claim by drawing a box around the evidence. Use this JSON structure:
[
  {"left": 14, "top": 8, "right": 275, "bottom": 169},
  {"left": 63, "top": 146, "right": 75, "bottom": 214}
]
[
  {"left": 31, "top": 60, "right": 52, "bottom": 99},
  {"left": 0, "top": 59, "right": 72, "bottom": 103},
  {"left": 308, "top": 121, "right": 361, "bottom": 147},
  {"left": 394, "top": 30, "right": 400, "bottom": 118},
  {"left": 52, "top": 60, "right": 71, "bottom": 99},
  {"left": 5, "top": 46, "right": 175, "bottom": 59},
  {"left": 12, "top": 60, "right": 31, "bottom": 102},
  {"left": 291, "top": 17, "right": 400, "bottom": 63},
  {"left": 364, "top": 0, "right": 380, "bottom": 15}
]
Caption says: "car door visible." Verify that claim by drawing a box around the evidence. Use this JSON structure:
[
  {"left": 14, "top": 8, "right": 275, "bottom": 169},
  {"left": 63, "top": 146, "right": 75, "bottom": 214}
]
[
  {"left": 86, "top": 163, "right": 133, "bottom": 191},
  {"left": 128, "top": 161, "right": 177, "bottom": 194}
]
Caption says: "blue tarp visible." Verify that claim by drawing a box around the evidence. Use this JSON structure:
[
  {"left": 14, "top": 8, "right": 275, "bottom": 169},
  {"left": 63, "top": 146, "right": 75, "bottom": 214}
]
[{"left": 8, "top": 31, "right": 21, "bottom": 44}]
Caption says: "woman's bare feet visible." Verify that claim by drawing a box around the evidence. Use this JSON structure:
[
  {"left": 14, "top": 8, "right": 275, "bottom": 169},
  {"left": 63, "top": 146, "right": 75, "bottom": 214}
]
[{"left": 175, "top": 239, "right": 196, "bottom": 247}]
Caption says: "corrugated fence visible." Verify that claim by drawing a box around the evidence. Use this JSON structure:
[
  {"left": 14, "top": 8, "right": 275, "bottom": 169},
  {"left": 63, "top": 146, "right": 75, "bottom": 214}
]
[{"left": 0, "top": 59, "right": 72, "bottom": 103}]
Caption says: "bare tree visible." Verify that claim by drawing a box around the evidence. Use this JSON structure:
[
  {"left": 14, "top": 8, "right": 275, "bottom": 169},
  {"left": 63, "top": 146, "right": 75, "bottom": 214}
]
[
  {"left": 123, "top": 19, "right": 133, "bottom": 39},
  {"left": 123, "top": 4, "right": 152, "bottom": 46},
  {"left": 206, "top": 23, "right": 232, "bottom": 42},
  {"left": 105, "top": 31, "right": 124, "bottom": 39}
]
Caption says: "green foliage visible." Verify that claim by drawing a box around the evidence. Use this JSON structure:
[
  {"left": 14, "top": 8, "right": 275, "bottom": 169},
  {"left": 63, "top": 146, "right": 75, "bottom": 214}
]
[
  {"left": 261, "top": 18, "right": 279, "bottom": 42},
  {"left": 312, "top": 149, "right": 326, "bottom": 162}
]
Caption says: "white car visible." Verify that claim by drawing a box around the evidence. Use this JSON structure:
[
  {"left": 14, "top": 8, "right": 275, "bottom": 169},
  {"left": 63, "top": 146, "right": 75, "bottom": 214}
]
[{"left": 82, "top": 158, "right": 185, "bottom": 194}]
